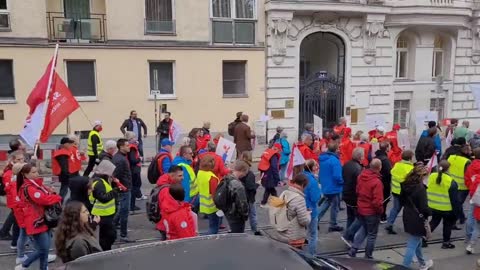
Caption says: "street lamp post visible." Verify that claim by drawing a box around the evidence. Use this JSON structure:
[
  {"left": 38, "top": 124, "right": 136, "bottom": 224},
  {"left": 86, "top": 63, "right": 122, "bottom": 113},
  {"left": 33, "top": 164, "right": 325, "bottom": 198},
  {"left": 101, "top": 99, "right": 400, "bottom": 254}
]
[{"left": 152, "top": 90, "right": 161, "bottom": 152}]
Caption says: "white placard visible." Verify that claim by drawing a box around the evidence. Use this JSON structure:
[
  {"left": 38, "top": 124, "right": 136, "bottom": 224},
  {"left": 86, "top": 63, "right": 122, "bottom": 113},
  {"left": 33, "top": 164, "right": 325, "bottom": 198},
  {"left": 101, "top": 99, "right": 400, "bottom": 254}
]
[
  {"left": 313, "top": 115, "right": 323, "bottom": 139},
  {"left": 415, "top": 111, "right": 438, "bottom": 137},
  {"left": 215, "top": 137, "right": 236, "bottom": 163},
  {"left": 398, "top": 130, "right": 411, "bottom": 150},
  {"left": 365, "top": 115, "right": 386, "bottom": 130}
]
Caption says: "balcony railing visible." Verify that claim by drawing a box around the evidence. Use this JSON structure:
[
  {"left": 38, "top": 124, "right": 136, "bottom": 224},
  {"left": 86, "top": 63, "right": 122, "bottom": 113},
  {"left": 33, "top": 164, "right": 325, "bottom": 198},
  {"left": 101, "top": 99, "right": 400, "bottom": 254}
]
[
  {"left": 145, "top": 19, "right": 176, "bottom": 34},
  {"left": 46, "top": 12, "right": 107, "bottom": 43}
]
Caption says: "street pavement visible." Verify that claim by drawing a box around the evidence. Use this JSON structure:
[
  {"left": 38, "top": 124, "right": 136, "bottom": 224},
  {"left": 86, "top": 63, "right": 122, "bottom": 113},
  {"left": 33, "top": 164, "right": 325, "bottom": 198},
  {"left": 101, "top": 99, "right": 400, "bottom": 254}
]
[{"left": 0, "top": 164, "right": 478, "bottom": 269}]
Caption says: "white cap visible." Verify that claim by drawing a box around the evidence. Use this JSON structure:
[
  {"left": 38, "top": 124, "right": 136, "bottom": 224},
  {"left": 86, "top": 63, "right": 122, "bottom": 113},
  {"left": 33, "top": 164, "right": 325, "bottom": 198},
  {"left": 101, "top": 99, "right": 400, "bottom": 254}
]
[
  {"left": 377, "top": 126, "right": 386, "bottom": 132},
  {"left": 93, "top": 120, "right": 102, "bottom": 127}
]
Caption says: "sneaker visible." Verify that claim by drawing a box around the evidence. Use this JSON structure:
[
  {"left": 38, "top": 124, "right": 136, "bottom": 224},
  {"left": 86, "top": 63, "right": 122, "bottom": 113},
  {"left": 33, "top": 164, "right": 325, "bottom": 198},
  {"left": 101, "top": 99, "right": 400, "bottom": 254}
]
[
  {"left": 131, "top": 206, "right": 141, "bottom": 211},
  {"left": 419, "top": 259, "right": 433, "bottom": 270},
  {"left": 466, "top": 244, "right": 474, "bottom": 254},
  {"left": 219, "top": 224, "right": 227, "bottom": 230},
  {"left": 254, "top": 231, "right": 262, "bottom": 236},
  {"left": 14, "top": 265, "right": 27, "bottom": 270},
  {"left": 328, "top": 226, "right": 344, "bottom": 232},
  {"left": 441, "top": 242, "right": 455, "bottom": 249},
  {"left": 119, "top": 236, "right": 134, "bottom": 243},
  {"left": 340, "top": 236, "right": 352, "bottom": 248},
  {"left": 260, "top": 204, "right": 267, "bottom": 209},
  {"left": 10, "top": 245, "right": 17, "bottom": 250},
  {"left": 48, "top": 254, "right": 56, "bottom": 263},
  {"left": 15, "top": 255, "right": 28, "bottom": 265},
  {"left": 347, "top": 248, "right": 357, "bottom": 258},
  {"left": 380, "top": 219, "right": 387, "bottom": 224},
  {"left": 0, "top": 233, "right": 12, "bottom": 241},
  {"left": 385, "top": 225, "right": 397, "bottom": 235},
  {"left": 136, "top": 195, "right": 148, "bottom": 201}
]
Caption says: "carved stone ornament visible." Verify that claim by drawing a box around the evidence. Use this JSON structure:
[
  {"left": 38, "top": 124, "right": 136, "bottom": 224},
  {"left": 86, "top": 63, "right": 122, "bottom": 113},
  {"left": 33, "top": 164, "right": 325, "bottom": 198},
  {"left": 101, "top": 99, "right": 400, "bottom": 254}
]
[
  {"left": 288, "top": 15, "right": 363, "bottom": 42},
  {"left": 472, "top": 24, "right": 480, "bottom": 64},
  {"left": 268, "top": 18, "right": 291, "bottom": 65},
  {"left": 363, "top": 19, "right": 390, "bottom": 64}
]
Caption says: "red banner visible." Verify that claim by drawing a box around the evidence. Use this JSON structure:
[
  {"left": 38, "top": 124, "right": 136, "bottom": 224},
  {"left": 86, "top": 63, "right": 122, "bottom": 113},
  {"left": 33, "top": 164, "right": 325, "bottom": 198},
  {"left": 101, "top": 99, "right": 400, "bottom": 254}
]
[{"left": 39, "top": 73, "right": 79, "bottom": 143}]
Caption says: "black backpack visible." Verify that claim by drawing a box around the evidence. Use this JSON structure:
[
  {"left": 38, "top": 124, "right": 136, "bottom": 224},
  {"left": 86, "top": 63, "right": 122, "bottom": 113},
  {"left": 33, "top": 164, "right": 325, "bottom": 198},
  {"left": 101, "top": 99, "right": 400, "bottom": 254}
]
[
  {"left": 146, "top": 184, "right": 170, "bottom": 223},
  {"left": 147, "top": 153, "right": 170, "bottom": 184},
  {"left": 213, "top": 177, "right": 232, "bottom": 212}
]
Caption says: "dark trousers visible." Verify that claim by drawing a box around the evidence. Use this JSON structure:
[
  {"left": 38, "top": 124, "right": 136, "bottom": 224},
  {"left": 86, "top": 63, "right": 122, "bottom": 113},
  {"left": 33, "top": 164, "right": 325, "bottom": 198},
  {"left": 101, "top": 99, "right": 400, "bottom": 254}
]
[
  {"left": 0, "top": 210, "right": 14, "bottom": 236},
  {"left": 346, "top": 205, "right": 357, "bottom": 229},
  {"left": 227, "top": 217, "right": 246, "bottom": 233},
  {"left": 457, "top": 190, "right": 470, "bottom": 223},
  {"left": 261, "top": 187, "right": 277, "bottom": 205},
  {"left": 83, "top": 155, "right": 97, "bottom": 177},
  {"left": 430, "top": 209, "right": 456, "bottom": 243},
  {"left": 130, "top": 169, "right": 142, "bottom": 210},
  {"left": 352, "top": 214, "right": 380, "bottom": 259},
  {"left": 59, "top": 181, "right": 69, "bottom": 202},
  {"left": 138, "top": 139, "right": 144, "bottom": 157},
  {"left": 99, "top": 215, "right": 116, "bottom": 251}
]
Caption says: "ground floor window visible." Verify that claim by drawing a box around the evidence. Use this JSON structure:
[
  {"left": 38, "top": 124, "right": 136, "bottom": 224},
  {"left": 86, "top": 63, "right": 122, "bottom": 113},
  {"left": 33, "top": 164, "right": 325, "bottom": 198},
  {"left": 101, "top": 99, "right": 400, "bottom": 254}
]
[{"left": 393, "top": 100, "right": 410, "bottom": 128}]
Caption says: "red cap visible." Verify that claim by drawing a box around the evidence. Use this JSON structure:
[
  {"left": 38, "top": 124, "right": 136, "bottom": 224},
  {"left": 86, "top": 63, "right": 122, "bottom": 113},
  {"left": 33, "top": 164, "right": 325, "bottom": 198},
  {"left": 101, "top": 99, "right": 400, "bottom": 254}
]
[{"left": 393, "top": 124, "right": 401, "bottom": 131}]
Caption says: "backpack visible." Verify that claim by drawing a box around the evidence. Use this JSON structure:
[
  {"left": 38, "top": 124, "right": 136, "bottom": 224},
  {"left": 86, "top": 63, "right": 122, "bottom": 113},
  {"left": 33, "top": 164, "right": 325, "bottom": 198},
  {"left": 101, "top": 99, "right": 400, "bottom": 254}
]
[
  {"left": 268, "top": 191, "right": 300, "bottom": 232},
  {"left": 213, "top": 177, "right": 232, "bottom": 212},
  {"left": 147, "top": 153, "right": 170, "bottom": 184},
  {"left": 228, "top": 121, "right": 238, "bottom": 136},
  {"left": 146, "top": 184, "right": 170, "bottom": 223}
]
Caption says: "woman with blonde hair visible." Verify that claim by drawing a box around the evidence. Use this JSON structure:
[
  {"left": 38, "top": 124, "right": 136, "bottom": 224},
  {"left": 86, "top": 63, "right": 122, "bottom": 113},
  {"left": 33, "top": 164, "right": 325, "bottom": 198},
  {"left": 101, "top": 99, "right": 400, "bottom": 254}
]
[{"left": 196, "top": 155, "right": 221, "bottom": 234}]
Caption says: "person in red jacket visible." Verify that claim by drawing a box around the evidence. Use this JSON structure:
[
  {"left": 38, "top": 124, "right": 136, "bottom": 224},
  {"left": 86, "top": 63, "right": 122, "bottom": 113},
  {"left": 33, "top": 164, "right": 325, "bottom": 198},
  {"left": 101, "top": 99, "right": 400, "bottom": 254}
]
[
  {"left": 386, "top": 124, "right": 403, "bottom": 166},
  {"left": 465, "top": 147, "right": 480, "bottom": 253},
  {"left": 0, "top": 151, "right": 25, "bottom": 248},
  {"left": 348, "top": 158, "right": 384, "bottom": 259},
  {"left": 161, "top": 183, "right": 197, "bottom": 240},
  {"left": 196, "top": 129, "right": 210, "bottom": 154},
  {"left": 16, "top": 163, "right": 62, "bottom": 270},
  {"left": 197, "top": 142, "right": 230, "bottom": 180},
  {"left": 52, "top": 137, "right": 76, "bottom": 200},
  {"left": 69, "top": 135, "right": 86, "bottom": 176},
  {"left": 297, "top": 134, "right": 318, "bottom": 161},
  {"left": 155, "top": 166, "right": 185, "bottom": 240},
  {"left": 357, "top": 135, "right": 372, "bottom": 167},
  {"left": 339, "top": 128, "right": 355, "bottom": 165},
  {"left": 333, "top": 117, "right": 348, "bottom": 137}
]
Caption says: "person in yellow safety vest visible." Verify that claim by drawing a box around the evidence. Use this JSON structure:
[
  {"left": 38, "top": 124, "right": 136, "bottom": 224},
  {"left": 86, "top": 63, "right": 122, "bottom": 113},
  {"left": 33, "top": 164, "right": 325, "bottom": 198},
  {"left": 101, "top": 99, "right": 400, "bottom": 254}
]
[
  {"left": 84, "top": 120, "right": 104, "bottom": 177},
  {"left": 447, "top": 144, "right": 472, "bottom": 225},
  {"left": 89, "top": 160, "right": 119, "bottom": 251},
  {"left": 173, "top": 146, "right": 198, "bottom": 206},
  {"left": 427, "top": 160, "right": 461, "bottom": 249},
  {"left": 385, "top": 150, "right": 415, "bottom": 235},
  {"left": 197, "top": 155, "right": 221, "bottom": 235}
]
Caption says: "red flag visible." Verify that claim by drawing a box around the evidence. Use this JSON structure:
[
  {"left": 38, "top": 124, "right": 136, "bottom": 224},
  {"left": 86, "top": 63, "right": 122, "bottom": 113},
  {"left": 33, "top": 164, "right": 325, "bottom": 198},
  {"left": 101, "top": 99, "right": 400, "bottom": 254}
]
[
  {"left": 285, "top": 143, "right": 306, "bottom": 180},
  {"left": 39, "top": 73, "right": 79, "bottom": 142},
  {"left": 427, "top": 153, "right": 438, "bottom": 173},
  {"left": 26, "top": 59, "right": 54, "bottom": 114}
]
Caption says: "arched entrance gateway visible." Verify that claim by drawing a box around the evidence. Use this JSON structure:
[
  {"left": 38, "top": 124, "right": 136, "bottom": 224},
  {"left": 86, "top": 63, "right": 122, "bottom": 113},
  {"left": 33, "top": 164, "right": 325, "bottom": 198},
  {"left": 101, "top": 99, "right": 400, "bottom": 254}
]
[{"left": 299, "top": 32, "right": 345, "bottom": 133}]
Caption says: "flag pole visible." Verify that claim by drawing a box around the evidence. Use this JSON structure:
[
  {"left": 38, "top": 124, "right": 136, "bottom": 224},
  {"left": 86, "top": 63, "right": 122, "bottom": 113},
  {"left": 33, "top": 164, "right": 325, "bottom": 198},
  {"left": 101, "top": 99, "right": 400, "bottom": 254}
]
[{"left": 34, "top": 43, "right": 59, "bottom": 156}]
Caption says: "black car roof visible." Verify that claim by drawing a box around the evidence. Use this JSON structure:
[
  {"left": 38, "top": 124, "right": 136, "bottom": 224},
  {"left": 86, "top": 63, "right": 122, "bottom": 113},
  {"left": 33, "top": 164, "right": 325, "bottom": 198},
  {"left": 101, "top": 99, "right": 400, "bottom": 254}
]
[{"left": 63, "top": 234, "right": 314, "bottom": 270}]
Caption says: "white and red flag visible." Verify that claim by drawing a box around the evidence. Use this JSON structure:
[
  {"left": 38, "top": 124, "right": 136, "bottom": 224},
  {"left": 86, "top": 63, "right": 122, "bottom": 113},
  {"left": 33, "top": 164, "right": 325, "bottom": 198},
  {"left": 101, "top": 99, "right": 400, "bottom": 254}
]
[
  {"left": 169, "top": 120, "right": 182, "bottom": 144},
  {"left": 427, "top": 152, "right": 438, "bottom": 174},
  {"left": 285, "top": 143, "right": 306, "bottom": 180},
  {"left": 20, "top": 45, "right": 79, "bottom": 147}
]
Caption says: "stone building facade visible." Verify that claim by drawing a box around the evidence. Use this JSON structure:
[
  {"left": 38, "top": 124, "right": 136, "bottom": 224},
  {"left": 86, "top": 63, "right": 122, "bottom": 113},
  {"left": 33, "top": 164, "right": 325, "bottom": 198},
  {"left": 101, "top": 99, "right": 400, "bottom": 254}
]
[{"left": 265, "top": 0, "right": 480, "bottom": 140}]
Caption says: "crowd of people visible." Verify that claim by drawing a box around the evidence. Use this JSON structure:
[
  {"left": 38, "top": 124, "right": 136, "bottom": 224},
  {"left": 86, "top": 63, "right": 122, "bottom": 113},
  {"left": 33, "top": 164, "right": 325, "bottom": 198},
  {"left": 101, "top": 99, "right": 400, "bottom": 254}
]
[{"left": 1, "top": 109, "right": 480, "bottom": 270}]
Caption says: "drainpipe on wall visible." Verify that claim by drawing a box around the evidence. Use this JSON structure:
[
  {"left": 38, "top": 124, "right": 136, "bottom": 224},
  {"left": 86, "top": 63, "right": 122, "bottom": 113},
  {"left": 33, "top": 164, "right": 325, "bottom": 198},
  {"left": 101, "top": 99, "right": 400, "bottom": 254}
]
[{"left": 264, "top": 17, "right": 269, "bottom": 145}]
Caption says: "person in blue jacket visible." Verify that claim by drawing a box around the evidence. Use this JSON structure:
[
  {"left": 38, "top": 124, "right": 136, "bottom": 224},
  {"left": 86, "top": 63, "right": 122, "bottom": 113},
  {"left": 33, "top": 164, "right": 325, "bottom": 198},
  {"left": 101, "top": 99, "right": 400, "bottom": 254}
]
[
  {"left": 172, "top": 145, "right": 196, "bottom": 202},
  {"left": 277, "top": 132, "right": 291, "bottom": 182},
  {"left": 421, "top": 121, "right": 442, "bottom": 159},
  {"left": 317, "top": 143, "right": 344, "bottom": 232},
  {"left": 159, "top": 138, "right": 173, "bottom": 175},
  {"left": 303, "top": 159, "right": 322, "bottom": 255}
]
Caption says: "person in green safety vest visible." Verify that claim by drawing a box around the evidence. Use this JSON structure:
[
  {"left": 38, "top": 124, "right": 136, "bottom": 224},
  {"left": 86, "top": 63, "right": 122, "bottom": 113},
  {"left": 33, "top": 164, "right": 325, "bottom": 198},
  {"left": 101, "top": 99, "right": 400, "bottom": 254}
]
[
  {"left": 385, "top": 150, "right": 414, "bottom": 235},
  {"left": 90, "top": 160, "right": 119, "bottom": 251},
  {"left": 447, "top": 144, "right": 472, "bottom": 225},
  {"left": 428, "top": 160, "right": 461, "bottom": 250},
  {"left": 83, "top": 120, "right": 104, "bottom": 177}
]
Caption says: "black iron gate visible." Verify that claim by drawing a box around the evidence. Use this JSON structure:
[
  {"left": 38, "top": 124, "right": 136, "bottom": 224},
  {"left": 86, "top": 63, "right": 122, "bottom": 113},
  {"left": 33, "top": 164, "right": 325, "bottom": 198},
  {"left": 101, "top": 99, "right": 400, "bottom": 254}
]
[{"left": 299, "top": 72, "right": 344, "bottom": 135}]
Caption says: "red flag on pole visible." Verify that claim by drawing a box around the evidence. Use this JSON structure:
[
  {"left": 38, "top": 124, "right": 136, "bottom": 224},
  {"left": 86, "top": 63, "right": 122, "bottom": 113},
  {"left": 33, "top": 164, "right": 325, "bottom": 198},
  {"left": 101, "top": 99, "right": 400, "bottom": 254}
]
[
  {"left": 285, "top": 143, "right": 306, "bottom": 180},
  {"left": 39, "top": 73, "right": 79, "bottom": 142}
]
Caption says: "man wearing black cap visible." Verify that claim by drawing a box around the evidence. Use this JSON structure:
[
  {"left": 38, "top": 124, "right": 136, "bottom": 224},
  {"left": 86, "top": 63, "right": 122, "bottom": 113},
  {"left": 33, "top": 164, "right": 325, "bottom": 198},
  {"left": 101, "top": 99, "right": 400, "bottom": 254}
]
[
  {"left": 420, "top": 121, "right": 442, "bottom": 159},
  {"left": 52, "top": 137, "right": 76, "bottom": 200}
]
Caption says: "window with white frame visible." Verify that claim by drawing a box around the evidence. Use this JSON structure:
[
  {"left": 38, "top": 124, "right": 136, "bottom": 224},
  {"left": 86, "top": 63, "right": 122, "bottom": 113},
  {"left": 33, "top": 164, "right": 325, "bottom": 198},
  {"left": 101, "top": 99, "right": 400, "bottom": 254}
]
[
  {"left": 0, "top": 60, "right": 14, "bottom": 100},
  {"left": 145, "top": 0, "right": 174, "bottom": 34},
  {"left": 223, "top": 61, "right": 246, "bottom": 96},
  {"left": 432, "top": 36, "right": 444, "bottom": 78},
  {"left": 394, "top": 100, "right": 410, "bottom": 128},
  {"left": 211, "top": 0, "right": 256, "bottom": 44},
  {"left": 430, "top": 98, "right": 445, "bottom": 121},
  {"left": 396, "top": 37, "right": 408, "bottom": 79},
  {"left": 149, "top": 62, "right": 174, "bottom": 96},
  {"left": 0, "top": 0, "right": 10, "bottom": 30},
  {"left": 66, "top": 61, "right": 97, "bottom": 98}
]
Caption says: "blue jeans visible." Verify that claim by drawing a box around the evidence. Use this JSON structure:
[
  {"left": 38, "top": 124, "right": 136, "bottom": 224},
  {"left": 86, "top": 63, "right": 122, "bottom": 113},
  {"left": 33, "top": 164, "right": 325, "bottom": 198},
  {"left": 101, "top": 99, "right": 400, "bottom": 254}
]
[
  {"left": 17, "top": 228, "right": 28, "bottom": 259},
  {"left": 352, "top": 215, "right": 380, "bottom": 259},
  {"left": 458, "top": 190, "right": 470, "bottom": 222},
  {"left": 248, "top": 202, "right": 258, "bottom": 232},
  {"left": 207, "top": 213, "right": 221, "bottom": 235},
  {"left": 23, "top": 231, "right": 50, "bottom": 270},
  {"left": 114, "top": 191, "right": 131, "bottom": 237},
  {"left": 466, "top": 203, "right": 477, "bottom": 242},
  {"left": 387, "top": 195, "right": 402, "bottom": 226},
  {"left": 403, "top": 234, "right": 427, "bottom": 267},
  {"left": 317, "top": 194, "right": 340, "bottom": 227},
  {"left": 308, "top": 216, "right": 319, "bottom": 255}
]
